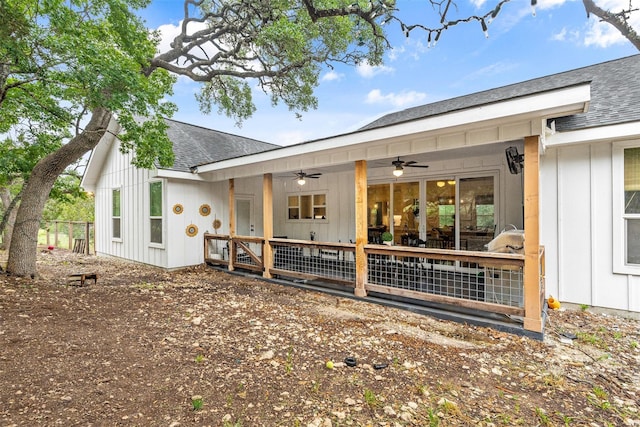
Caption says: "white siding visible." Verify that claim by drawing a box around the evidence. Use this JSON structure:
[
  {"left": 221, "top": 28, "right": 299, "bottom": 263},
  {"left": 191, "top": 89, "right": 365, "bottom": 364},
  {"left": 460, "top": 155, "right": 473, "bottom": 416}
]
[
  {"left": 93, "top": 141, "right": 168, "bottom": 267},
  {"left": 273, "top": 170, "right": 355, "bottom": 242},
  {"left": 541, "top": 141, "right": 640, "bottom": 312}
]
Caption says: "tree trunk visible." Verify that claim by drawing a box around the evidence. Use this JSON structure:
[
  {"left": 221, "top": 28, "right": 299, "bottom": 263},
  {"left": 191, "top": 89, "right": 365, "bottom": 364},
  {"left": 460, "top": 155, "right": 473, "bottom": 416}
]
[
  {"left": 0, "top": 186, "right": 20, "bottom": 251},
  {"left": 5, "top": 107, "right": 112, "bottom": 277}
]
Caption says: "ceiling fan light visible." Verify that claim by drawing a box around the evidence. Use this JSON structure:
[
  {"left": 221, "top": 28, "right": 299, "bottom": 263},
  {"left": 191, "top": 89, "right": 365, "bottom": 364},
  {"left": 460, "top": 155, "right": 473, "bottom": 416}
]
[
  {"left": 393, "top": 166, "right": 404, "bottom": 177},
  {"left": 297, "top": 178, "right": 306, "bottom": 185}
]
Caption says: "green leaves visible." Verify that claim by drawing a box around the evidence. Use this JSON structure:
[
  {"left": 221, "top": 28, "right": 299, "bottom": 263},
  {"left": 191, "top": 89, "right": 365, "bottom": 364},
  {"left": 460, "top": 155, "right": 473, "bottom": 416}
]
[
  {"left": 0, "top": 0, "right": 176, "bottom": 174},
  {"left": 157, "top": 0, "right": 392, "bottom": 125}
]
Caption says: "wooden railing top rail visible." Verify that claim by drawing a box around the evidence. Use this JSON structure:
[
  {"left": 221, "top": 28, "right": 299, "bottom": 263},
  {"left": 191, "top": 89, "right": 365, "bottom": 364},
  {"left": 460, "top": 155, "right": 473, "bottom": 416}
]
[
  {"left": 204, "top": 233, "right": 229, "bottom": 239},
  {"left": 232, "top": 235, "right": 265, "bottom": 244},
  {"left": 365, "top": 244, "right": 525, "bottom": 267},
  {"left": 269, "top": 238, "right": 356, "bottom": 252},
  {"left": 204, "top": 233, "right": 265, "bottom": 244}
]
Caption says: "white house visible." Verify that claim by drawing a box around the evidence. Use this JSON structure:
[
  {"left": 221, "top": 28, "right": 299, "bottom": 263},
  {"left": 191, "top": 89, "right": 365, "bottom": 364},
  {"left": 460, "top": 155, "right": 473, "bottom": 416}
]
[{"left": 82, "top": 54, "right": 640, "bottom": 336}]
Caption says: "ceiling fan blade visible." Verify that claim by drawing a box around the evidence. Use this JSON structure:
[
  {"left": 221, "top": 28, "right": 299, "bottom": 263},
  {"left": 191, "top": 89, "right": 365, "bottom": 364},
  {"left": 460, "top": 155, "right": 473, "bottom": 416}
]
[
  {"left": 404, "top": 160, "right": 417, "bottom": 166},
  {"left": 406, "top": 164, "right": 429, "bottom": 168},
  {"left": 307, "top": 173, "right": 322, "bottom": 178}
]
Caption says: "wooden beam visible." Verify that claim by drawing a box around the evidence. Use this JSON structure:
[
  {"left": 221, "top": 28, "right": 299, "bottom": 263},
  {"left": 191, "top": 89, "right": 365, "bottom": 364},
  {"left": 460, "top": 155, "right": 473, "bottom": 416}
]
[
  {"left": 365, "top": 283, "right": 525, "bottom": 317},
  {"left": 263, "top": 173, "right": 274, "bottom": 279},
  {"left": 228, "top": 178, "right": 235, "bottom": 271},
  {"left": 354, "top": 160, "right": 367, "bottom": 297},
  {"left": 523, "top": 135, "right": 542, "bottom": 332}
]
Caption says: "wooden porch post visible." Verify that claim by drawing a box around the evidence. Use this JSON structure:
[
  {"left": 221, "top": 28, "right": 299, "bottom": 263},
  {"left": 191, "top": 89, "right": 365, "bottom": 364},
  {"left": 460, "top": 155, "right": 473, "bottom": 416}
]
[
  {"left": 228, "top": 178, "right": 235, "bottom": 272},
  {"left": 523, "top": 135, "right": 542, "bottom": 333},
  {"left": 263, "top": 173, "right": 273, "bottom": 279},
  {"left": 354, "top": 160, "right": 367, "bottom": 297},
  {"left": 85, "top": 222, "right": 90, "bottom": 255}
]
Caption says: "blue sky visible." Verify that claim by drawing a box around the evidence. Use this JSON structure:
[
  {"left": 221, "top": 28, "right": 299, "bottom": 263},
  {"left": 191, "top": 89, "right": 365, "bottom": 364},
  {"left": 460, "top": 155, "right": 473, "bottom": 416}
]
[{"left": 139, "top": 0, "right": 638, "bottom": 146}]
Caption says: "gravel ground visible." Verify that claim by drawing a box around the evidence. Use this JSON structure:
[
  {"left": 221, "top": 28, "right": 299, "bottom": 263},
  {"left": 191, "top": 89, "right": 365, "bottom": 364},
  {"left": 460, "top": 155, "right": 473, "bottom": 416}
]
[{"left": 1, "top": 249, "right": 639, "bottom": 426}]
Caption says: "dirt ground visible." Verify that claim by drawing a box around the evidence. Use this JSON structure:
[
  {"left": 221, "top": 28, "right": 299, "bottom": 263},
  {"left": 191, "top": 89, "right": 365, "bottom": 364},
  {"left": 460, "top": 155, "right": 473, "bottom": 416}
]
[{"left": 0, "top": 249, "right": 639, "bottom": 426}]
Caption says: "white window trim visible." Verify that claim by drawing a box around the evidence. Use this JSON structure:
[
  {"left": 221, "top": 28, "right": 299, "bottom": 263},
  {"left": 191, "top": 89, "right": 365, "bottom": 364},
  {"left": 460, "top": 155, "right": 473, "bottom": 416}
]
[
  {"left": 286, "top": 192, "right": 328, "bottom": 223},
  {"left": 112, "top": 187, "right": 122, "bottom": 242},
  {"left": 148, "top": 179, "right": 165, "bottom": 249},
  {"left": 613, "top": 140, "right": 640, "bottom": 275}
]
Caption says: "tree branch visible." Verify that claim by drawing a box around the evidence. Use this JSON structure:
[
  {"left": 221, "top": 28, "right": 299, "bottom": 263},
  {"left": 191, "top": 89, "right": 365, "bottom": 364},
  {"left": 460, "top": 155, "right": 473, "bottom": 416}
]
[{"left": 582, "top": 0, "right": 640, "bottom": 50}]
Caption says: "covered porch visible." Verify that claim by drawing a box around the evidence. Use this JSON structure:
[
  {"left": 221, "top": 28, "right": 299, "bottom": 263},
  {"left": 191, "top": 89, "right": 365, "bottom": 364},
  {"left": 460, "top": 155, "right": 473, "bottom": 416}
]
[
  {"left": 183, "top": 83, "right": 590, "bottom": 338},
  {"left": 200, "top": 135, "right": 546, "bottom": 337}
]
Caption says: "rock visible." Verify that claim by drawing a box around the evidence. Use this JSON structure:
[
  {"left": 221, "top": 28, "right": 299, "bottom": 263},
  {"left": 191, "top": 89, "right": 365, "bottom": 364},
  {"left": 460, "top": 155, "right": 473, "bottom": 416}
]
[{"left": 258, "top": 350, "right": 274, "bottom": 360}]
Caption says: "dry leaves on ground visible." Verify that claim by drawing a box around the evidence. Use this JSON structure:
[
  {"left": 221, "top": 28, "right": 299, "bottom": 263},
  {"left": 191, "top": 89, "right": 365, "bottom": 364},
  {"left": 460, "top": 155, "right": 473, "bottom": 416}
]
[{"left": 0, "top": 249, "right": 639, "bottom": 426}]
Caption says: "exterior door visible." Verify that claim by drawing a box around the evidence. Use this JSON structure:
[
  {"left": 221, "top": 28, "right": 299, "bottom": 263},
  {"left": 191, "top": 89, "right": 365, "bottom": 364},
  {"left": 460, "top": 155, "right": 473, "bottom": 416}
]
[
  {"left": 425, "top": 176, "right": 496, "bottom": 251},
  {"left": 236, "top": 198, "right": 253, "bottom": 236}
]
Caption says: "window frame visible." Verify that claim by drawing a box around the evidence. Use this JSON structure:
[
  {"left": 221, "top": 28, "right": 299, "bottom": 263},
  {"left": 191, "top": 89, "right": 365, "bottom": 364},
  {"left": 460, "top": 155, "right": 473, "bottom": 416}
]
[
  {"left": 148, "top": 180, "right": 164, "bottom": 247},
  {"left": 112, "top": 187, "right": 122, "bottom": 241},
  {"left": 287, "top": 192, "right": 328, "bottom": 222},
  {"left": 613, "top": 141, "right": 640, "bottom": 274}
]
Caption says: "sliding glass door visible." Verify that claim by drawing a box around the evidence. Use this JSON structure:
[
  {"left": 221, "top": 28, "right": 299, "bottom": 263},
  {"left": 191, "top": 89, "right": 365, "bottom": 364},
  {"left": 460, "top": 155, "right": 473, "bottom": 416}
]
[
  {"left": 426, "top": 176, "right": 496, "bottom": 250},
  {"left": 459, "top": 177, "right": 496, "bottom": 251}
]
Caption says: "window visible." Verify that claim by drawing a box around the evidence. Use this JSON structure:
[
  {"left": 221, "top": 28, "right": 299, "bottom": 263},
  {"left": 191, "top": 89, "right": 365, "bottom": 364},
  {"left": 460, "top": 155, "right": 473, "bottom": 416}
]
[
  {"left": 288, "top": 193, "right": 326, "bottom": 220},
  {"left": 614, "top": 143, "right": 640, "bottom": 274},
  {"left": 149, "top": 181, "right": 163, "bottom": 244},
  {"left": 624, "top": 147, "right": 640, "bottom": 265},
  {"left": 112, "top": 188, "right": 121, "bottom": 239}
]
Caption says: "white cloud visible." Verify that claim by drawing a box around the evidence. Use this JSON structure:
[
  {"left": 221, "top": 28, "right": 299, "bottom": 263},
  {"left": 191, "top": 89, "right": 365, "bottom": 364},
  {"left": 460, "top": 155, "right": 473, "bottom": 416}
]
[
  {"left": 321, "top": 70, "right": 344, "bottom": 82},
  {"left": 537, "top": 0, "right": 572, "bottom": 10},
  {"left": 356, "top": 62, "right": 395, "bottom": 78},
  {"left": 387, "top": 46, "right": 406, "bottom": 61},
  {"left": 470, "top": 0, "right": 488, "bottom": 8},
  {"left": 584, "top": 19, "right": 626, "bottom": 47},
  {"left": 583, "top": 0, "right": 640, "bottom": 49},
  {"left": 551, "top": 27, "right": 568, "bottom": 41},
  {"left": 365, "top": 89, "right": 427, "bottom": 108}
]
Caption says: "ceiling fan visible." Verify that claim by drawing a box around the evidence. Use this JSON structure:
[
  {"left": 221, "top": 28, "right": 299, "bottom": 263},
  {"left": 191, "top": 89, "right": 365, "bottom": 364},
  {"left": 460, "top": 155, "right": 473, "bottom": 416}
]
[
  {"left": 391, "top": 157, "right": 429, "bottom": 177},
  {"left": 294, "top": 170, "right": 322, "bottom": 185}
]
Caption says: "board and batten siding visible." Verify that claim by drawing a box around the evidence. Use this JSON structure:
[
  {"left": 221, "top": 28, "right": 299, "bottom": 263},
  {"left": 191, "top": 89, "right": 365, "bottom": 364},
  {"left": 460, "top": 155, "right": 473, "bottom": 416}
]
[
  {"left": 541, "top": 141, "right": 640, "bottom": 313},
  {"left": 164, "top": 179, "right": 220, "bottom": 269},
  {"left": 94, "top": 141, "right": 167, "bottom": 267},
  {"left": 270, "top": 146, "right": 524, "bottom": 244},
  {"left": 273, "top": 170, "right": 355, "bottom": 242}
]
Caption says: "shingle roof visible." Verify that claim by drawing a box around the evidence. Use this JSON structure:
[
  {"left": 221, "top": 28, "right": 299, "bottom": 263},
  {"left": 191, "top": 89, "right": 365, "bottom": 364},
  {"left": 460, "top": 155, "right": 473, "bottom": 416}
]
[
  {"left": 359, "top": 54, "right": 640, "bottom": 133},
  {"left": 163, "top": 119, "right": 279, "bottom": 172}
]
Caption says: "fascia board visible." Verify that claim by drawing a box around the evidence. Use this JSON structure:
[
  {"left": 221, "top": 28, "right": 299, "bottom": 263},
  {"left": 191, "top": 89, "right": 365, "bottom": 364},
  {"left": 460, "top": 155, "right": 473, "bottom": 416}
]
[
  {"left": 80, "top": 118, "right": 121, "bottom": 192},
  {"left": 155, "top": 169, "right": 208, "bottom": 181},
  {"left": 545, "top": 122, "right": 640, "bottom": 147},
  {"left": 196, "top": 84, "right": 590, "bottom": 174}
]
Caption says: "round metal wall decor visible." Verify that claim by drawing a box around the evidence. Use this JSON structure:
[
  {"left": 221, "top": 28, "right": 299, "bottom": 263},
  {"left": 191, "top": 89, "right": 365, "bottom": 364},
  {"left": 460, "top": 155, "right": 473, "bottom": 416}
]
[
  {"left": 172, "top": 203, "right": 184, "bottom": 215},
  {"left": 186, "top": 224, "right": 198, "bottom": 237},
  {"left": 212, "top": 218, "right": 222, "bottom": 231},
  {"left": 199, "top": 204, "right": 211, "bottom": 216}
]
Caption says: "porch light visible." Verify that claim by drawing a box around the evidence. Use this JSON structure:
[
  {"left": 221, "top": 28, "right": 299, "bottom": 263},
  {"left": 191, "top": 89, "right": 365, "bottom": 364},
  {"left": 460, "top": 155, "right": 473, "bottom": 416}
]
[
  {"left": 393, "top": 165, "right": 404, "bottom": 177},
  {"left": 297, "top": 177, "right": 306, "bottom": 185}
]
